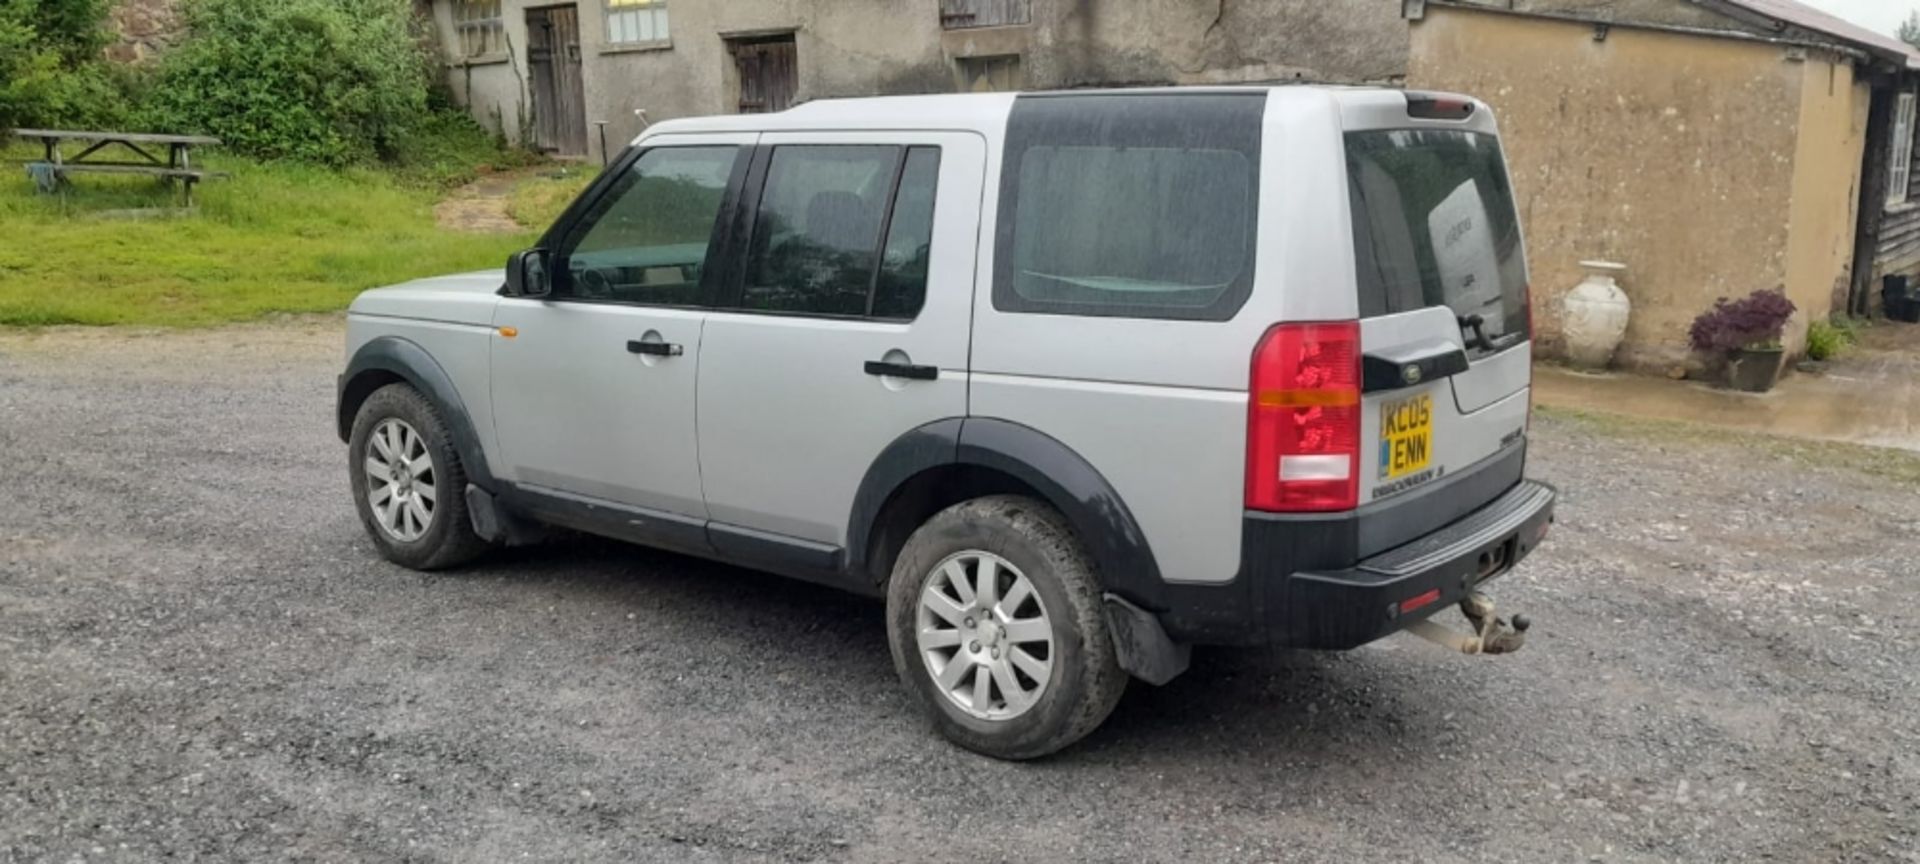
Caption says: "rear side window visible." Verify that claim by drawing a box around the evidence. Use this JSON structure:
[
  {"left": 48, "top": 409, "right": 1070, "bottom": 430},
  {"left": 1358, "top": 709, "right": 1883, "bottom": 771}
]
[
  {"left": 1347, "top": 130, "right": 1529, "bottom": 352},
  {"left": 993, "top": 94, "right": 1264, "bottom": 321},
  {"left": 740, "top": 145, "right": 941, "bottom": 319}
]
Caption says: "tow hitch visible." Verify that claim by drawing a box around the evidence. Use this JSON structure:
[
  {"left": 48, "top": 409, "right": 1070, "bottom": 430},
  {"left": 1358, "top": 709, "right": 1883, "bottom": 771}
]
[{"left": 1405, "top": 592, "right": 1530, "bottom": 655}]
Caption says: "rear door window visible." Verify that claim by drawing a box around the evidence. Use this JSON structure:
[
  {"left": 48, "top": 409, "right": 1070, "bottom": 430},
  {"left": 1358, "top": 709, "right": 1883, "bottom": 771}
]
[
  {"left": 993, "top": 93, "right": 1264, "bottom": 321},
  {"left": 737, "top": 144, "right": 941, "bottom": 319},
  {"left": 1346, "top": 130, "right": 1529, "bottom": 354}
]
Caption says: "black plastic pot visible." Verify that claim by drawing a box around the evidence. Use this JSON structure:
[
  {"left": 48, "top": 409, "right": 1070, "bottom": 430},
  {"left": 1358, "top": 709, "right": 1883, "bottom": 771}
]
[
  {"left": 1890, "top": 295, "right": 1920, "bottom": 324},
  {"left": 1887, "top": 276, "right": 1920, "bottom": 323},
  {"left": 1727, "top": 346, "right": 1785, "bottom": 393}
]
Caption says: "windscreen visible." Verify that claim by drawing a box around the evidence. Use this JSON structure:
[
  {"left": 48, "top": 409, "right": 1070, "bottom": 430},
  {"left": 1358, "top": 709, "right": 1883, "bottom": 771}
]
[{"left": 1347, "top": 129, "right": 1529, "bottom": 352}]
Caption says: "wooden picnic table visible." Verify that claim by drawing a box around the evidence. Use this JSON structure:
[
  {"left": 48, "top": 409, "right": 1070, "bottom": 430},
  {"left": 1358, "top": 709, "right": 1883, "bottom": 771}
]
[{"left": 11, "top": 128, "right": 229, "bottom": 206}]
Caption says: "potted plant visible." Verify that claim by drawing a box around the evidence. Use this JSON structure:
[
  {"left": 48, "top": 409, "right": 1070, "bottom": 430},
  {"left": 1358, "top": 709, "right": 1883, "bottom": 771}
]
[{"left": 1687, "top": 289, "right": 1796, "bottom": 393}]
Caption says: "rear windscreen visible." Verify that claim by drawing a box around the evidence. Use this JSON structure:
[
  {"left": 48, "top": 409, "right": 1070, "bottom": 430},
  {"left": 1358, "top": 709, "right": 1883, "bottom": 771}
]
[{"left": 1347, "top": 130, "right": 1529, "bottom": 352}]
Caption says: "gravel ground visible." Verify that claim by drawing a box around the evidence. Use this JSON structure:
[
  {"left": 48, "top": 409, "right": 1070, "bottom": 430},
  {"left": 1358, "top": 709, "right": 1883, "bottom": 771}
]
[{"left": 2, "top": 321, "right": 1917, "bottom": 863}]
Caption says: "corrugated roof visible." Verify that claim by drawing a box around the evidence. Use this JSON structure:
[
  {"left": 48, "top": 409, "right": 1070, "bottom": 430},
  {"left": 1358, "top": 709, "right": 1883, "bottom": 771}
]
[{"left": 1716, "top": 0, "right": 1920, "bottom": 65}]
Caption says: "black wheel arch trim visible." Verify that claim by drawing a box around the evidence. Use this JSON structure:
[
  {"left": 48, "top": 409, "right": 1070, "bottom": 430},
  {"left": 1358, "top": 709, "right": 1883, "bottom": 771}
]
[
  {"left": 955, "top": 418, "right": 1167, "bottom": 609},
  {"left": 843, "top": 418, "right": 964, "bottom": 582},
  {"left": 338, "top": 335, "right": 498, "bottom": 491},
  {"left": 846, "top": 417, "right": 1167, "bottom": 610}
]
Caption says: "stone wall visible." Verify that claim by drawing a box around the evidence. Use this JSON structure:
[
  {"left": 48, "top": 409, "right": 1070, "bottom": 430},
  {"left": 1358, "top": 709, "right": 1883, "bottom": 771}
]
[
  {"left": 429, "top": 0, "right": 1412, "bottom": 165},
  {"left": 105, "top": 0, "right": 186, "bottom": 64}
]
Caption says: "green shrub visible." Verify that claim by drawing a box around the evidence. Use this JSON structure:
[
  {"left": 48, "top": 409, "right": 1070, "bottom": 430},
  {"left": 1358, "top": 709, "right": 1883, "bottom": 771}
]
[
  {"left": 1805, "top": 318, "right": 1857, "bottom": 361},
  {"left": 0, "top": 0, "right": 128, "bottom": 132},
  {"left": 144, "top": 0, "right": 433, "bottom": 165},
  {"left": 390, "top": 109, "right": 537, "bottom": 188}
]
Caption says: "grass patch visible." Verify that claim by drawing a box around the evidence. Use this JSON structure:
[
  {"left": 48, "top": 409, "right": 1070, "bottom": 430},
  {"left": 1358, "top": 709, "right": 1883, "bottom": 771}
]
[
  {"left": 1536, "top": 404, "right": 1920, "bottom": 486},
  {"left": 0, "top": 144, "right": 536, "bottom": 327},
  {"left": 507, "top": 167, "right": 598, "bottom": 230}
]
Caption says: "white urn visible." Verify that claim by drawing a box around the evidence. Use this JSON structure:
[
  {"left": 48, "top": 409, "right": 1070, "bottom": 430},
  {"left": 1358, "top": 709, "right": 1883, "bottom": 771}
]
[{"left": 1561, "top": 260, "right": 1630, "bottom": 370}]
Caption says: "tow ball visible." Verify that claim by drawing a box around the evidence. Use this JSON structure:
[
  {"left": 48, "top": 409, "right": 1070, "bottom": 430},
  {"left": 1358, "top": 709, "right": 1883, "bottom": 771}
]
[{"left": 1405, "top": 591, "right": 1530, "bottom": 655}]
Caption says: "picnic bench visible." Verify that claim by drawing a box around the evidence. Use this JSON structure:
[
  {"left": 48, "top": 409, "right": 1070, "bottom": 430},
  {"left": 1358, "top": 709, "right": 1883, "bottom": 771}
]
[{"left": 11, "top": 128, "right": 229, "bottom": 207}]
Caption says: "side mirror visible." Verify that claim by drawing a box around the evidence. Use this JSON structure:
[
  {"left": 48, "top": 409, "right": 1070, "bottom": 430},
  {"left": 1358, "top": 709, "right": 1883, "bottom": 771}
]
[{"left": 505, "top": 248, "right": 552, "bottom": 298}]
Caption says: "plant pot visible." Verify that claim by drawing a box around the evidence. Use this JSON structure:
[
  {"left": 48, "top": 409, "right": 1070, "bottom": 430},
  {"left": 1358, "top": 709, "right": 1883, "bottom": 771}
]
[
  {"left": 1885, "top": 276, "right": 1920, "bottom": 323},
  {"left": 1562, "top": 260, "right": 1630, "bottom": 370},
  {"left": 1889, "top": 295, "right": 1920, "bottom": 324},
  {"left": 1727, "top": 346, "right": 1784, "bottom": 393}
]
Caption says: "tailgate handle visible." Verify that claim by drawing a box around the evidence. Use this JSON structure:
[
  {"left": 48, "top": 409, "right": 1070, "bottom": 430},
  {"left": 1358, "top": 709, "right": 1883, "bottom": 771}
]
[{"left": 1363, "top": 340, "right": 1469, "bottom": 393}]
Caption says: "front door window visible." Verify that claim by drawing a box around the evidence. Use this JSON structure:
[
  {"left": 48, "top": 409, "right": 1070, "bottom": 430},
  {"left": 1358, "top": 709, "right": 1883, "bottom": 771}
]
[{"left": 559, "top": 145, "right": 742, "bottom": 306}]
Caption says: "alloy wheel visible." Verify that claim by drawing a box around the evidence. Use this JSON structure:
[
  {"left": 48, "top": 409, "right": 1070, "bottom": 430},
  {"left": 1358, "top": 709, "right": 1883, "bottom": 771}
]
[
  {"left": 915, "top": 551, "right": 1055, "bottom": 721},
  {"left": 363, "top": 418, "right": 436, "bottom": 542}
]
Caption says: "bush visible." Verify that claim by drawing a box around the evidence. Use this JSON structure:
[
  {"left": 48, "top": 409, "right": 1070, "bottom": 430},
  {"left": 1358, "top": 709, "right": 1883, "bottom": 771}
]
[
  {"left": 1805, "top": 318, "right": 1858, "bottom": 361},
  {"left": 1688, "top": 289, "right": 1797, "bottom": 354},
  {"left": 390, "top": 109, "right": 537, "bottom": 188},
  {"left": 0, "top": 0, "right": 128, "bottom": 132},
  {"left": 144, "top": 0, "right": 433, "bottom": 165}
]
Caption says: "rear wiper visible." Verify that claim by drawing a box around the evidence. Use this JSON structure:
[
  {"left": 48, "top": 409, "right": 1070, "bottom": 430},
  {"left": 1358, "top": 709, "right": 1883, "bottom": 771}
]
[
  {"left": 1456, "top": 313, "right": 1491, "bottom": 352},
  {"left": 1457, "top": 313, "right": 1525, "bottom": 355}
]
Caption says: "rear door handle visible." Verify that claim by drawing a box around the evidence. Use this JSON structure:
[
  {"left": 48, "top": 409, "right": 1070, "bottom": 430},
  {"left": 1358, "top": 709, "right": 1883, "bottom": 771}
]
[
  {"left": 864, "top": 360, "right": 938, "bottom": 381},
  {"left": 627, "top": 340, "right": 683, "bottom": 357},
  {"left": 1363, "top": 339, "right": 1469, "bottom": 393}
]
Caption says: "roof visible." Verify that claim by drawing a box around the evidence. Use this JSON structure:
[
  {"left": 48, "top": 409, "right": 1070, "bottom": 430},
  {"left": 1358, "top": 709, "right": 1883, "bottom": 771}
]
[
  {"left": 635, "top": 86, "right": 1439, "bottom": 144},
  {"left": 1715, "top": 0, "right": 1920, "bottom": 67}
]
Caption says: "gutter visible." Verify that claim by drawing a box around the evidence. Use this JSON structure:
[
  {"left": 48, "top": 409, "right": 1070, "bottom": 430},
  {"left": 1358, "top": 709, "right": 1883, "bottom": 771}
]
[{"left": 1413, "top": 0, "right": 1878, "bottom": 67}]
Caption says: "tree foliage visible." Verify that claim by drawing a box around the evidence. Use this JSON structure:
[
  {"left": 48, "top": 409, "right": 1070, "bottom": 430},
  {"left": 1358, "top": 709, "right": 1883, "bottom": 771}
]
[
  {"left": 1902, "top": 11, "right": 1920, "bottom": 52},
  {"left": 144, "top": 0, "right": 434, "bottom": 165},
  {"left": 0, "top": 0, "right": 126, "bottom": 131}
]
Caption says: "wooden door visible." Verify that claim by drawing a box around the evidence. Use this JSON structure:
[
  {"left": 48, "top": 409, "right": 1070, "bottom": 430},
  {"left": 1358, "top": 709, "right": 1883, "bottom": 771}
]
[
  {"left": 730, "top": 37, "right": 797, "bottom": 114},
  {"left": 527, "top": 5, "right": 588, "bottom": 156}
]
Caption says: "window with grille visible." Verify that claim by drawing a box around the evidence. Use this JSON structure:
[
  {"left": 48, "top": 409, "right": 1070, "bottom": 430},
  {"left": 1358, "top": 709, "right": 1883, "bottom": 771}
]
[
  {"left": 455, "top": 0, "right": 503, "bottom": 57},
  {"left": 1890, "top": 92, "right": 1916, "bottom": 208},
  {"left": 606, "top": 0, "right": 670, "bottom": 45}
]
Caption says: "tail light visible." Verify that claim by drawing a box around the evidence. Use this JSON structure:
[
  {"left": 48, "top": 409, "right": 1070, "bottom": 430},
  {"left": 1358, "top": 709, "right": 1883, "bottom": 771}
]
[{"left": 1246, "top": 321, "right": 1362, "bottom": 512}]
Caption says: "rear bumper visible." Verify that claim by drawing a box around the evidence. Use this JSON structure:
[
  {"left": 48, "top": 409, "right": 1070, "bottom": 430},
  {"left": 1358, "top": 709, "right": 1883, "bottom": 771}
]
[
  {"left": 1155, "top": 478, "right": 1556, "bottom": 648},
  {"left": 1266, "top": 480, "right": 1555, "bottom": 649}
]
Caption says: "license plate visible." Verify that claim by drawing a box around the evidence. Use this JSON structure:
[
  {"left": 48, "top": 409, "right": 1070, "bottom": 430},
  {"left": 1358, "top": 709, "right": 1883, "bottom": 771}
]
[{"left": 1380, "top": 393, "right": 1433, "bottom": 479}]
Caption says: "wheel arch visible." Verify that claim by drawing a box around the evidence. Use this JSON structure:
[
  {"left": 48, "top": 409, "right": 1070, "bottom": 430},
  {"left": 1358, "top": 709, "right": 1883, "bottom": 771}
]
[
  {"left": 338, "top": 335, "right": 498, "bottom": 491},
  {"left": 847, "top": 418, "right": 1165, "bottom": 609}
]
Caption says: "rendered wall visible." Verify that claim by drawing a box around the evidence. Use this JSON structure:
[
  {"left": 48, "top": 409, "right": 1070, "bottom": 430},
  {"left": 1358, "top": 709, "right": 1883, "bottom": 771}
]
[{"left": 1411, "top": 4, "right": 1829, "bottom": 370}]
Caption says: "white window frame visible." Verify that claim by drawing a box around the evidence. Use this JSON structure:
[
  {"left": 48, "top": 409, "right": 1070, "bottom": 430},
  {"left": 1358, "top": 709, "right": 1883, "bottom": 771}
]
[
  {"left": 605, "top": 0, "right": 670, "bottom": 47},
  {"left": 454, "top": 0, "right": 504, "bottom": 59},
  {"left": 1889, "top": 91, "right": 1916, "bottom": 208}
]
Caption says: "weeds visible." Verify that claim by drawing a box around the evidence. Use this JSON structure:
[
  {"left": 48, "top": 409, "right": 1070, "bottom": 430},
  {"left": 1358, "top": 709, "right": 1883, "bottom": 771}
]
[{"left": 1805, "top": 317, "right": 1860, "bottom": 361}]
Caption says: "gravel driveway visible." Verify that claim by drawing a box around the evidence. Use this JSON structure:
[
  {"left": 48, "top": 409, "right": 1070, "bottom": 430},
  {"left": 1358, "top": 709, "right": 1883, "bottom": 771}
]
[{"left": 3, "top": 321, "right": 1917, "bottom": 863}]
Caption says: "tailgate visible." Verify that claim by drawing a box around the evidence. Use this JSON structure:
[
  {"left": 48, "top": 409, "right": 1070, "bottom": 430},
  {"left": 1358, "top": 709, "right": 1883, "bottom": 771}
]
[{"left": 1346, "top": 125, "right": 1531, "bottom": 512}]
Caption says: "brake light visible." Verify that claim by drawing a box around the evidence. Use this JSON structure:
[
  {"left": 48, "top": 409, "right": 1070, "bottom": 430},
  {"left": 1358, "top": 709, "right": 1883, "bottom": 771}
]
[
  {"left": 1406, "top": 92, "right": 1476, "bottom": 120},
  {"left": 1247, "top": 321, "right": 1361, "bottom": 512}
]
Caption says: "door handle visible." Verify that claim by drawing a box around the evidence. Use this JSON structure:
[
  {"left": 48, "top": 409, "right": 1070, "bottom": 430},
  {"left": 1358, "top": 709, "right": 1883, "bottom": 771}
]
[
  {"left": 627, "top": 340, "right": 683, "bottom": 357},
  {"left": 1362, "top": 339, "right": 1469, "bottom": 393},
  {"left": 864, "top": 360, "right": 938, "bottom": 381}
]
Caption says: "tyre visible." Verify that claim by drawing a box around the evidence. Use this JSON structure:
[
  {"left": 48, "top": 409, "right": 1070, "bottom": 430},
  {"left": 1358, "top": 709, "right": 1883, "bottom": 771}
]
[
  {"left": 886, "top": 495, "right": 1126, "bottom": 760},
  {"left": 347, "top": 383, "right": 491, "bottom": 570}
]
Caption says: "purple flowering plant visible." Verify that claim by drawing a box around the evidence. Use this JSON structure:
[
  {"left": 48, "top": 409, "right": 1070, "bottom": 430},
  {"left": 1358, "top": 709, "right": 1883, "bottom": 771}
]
[{"left": 1687, "top": 289, "right": 1796, "bottom": 354}]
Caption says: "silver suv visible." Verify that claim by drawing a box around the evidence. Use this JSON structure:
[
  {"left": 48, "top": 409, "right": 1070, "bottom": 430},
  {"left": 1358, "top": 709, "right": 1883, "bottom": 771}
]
[{"left": 337, "top": 87, "right": 1557, "bottom": 759}]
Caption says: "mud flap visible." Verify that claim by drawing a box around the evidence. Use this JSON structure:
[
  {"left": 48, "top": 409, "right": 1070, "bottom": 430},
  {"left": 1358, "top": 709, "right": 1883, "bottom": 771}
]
[
  {"left": 465, "top": 484, "right": 548, "bottom": 546},
  {"left": 1105, "top": 594, "right": 1191, "bottom": 686}
]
